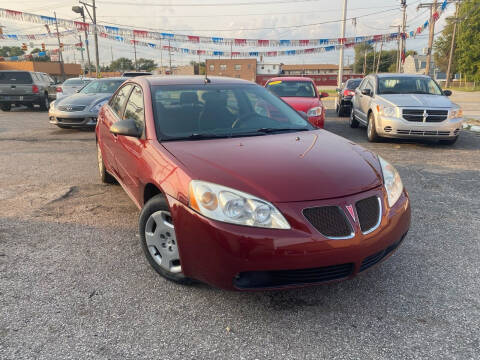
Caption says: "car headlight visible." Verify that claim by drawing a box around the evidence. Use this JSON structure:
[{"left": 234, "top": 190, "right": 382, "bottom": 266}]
[
  {"left": 449, "top": 108, "right": 463, "bottom": 119},
  {"left": 90, "top": 100, "right": 107, "bottom": 113},
  {"left": 307, "top": 106, "right": 322, "bottom": 117},
  {"left": 378, "top": 156, "right": 403, "bottom": 208},
  {"left": 189, "top": 180, "right": 290, "bottom": 229},
  {"left": 49, "top": 101, "right": 55, "bottom": 110},
  {"left": 378, "top": 105, "right": 397, "bottom": 117}
]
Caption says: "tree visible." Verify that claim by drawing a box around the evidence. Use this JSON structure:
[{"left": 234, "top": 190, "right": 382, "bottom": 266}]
[
  {"left": 455, "top": 0, "right": 480, "bottom": 82},
  {"left": 30, "top": 48, "right": 50, "bottom": 62},
  {"left": 353, "top": 43, "right": 373, "bottom": 73},
  {"left": 136, "top": 58, "right": 157, "bottom": 72},
  {"left": 109, "top": 57, "right": 134, "bottom": 72},
  {"left": 0, "top": 46, "right": 25, "bottom": 57},
  {"left": 434, "top": 10, "right": 458, "bottom": 74}
]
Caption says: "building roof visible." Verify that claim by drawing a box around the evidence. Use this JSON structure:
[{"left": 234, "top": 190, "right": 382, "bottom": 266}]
[
  {"left": 145, "top": 75, "right": 255, "bottom": 86},
  {"left": 282, "top": 64, "right": 352, "bottom": 71}
]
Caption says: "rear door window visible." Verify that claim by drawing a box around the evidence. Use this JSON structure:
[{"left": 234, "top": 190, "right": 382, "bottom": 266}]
[
  {"left": 0, "top": 72, "right": 33, "bottom": 84},
  {"left": 110, "top": 84, "right": 133, "bottom": 118}
]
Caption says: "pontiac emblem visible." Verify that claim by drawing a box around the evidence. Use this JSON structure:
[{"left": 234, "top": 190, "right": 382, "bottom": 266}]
[
  {"left": 422, "top": 109, "right": 428, "bottom": 123},
  {"left": 346, "top": 205, "right": 356, "bottom": 222}
]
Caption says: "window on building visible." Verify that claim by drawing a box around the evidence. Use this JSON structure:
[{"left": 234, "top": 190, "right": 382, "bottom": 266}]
[
  {"left": 234, "top": 64, "right": 241, "bottom": 71},
  {"left": 273, "top": 65, "right": 276, "bottom": 69},
  {"left": 209, "top": 64, "right": 214, "bottom": 71},
  {"left": 220, "top": 64, "right": 227, "bottom": 71},
  {"left": 235, "top": 75, "right": 241, "bottom": 78},
  {"left": 247, "top": 64, "right": 251, "bottom": 69}
]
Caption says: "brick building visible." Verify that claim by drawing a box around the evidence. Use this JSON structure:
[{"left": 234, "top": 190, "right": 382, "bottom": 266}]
[
  {"left": 281, "top": 64, "right": 353, "bottom": 76},
  {"left": 205, "top": 59, "right": 257, "bottom": 81},
  {"left": 0, "top": 61, "right": 82, "bottom": 81}
]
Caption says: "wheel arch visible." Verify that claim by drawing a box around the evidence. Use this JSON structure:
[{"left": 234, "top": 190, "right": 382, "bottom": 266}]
[{"left": 143, "top": 182, "right": 165, "bottom": 206}]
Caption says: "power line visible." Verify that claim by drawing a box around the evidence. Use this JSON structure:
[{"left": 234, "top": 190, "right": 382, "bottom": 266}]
[
  {"left": 97, "top": 0, "right": 326, "bottom": 6},
  {"left": 98, "top": 7, "right": 400, "bottom": 32}
]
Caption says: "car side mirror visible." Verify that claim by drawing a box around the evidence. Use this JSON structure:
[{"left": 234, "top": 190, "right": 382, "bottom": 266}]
[
  {"left": 297, "top": 111, "right": 308, "bottom": 120},
  {"left": 319, "top": 92, "right": 329, "bottom": 98},
  {"left": 110, "top": 118, "right": 142, "bottom": 138},
  {"left": 361, "top": 89, "right": 372, "bottom": 96},
  {"left": 443, "top": 90, "right": 452, "bottom": 96}
]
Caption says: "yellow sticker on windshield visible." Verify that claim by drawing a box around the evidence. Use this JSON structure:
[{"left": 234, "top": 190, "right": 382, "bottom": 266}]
[{"left": 268, "top": 81, "right": 282, "bottom": 85}]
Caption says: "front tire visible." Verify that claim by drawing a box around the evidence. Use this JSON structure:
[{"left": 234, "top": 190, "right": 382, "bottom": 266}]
[
  {"left": 139, "top": 195, "right": 191, "bottom": 284},
  {"left": 39, "top": 94, "right": 49, "bottom": 111},
  {"left": 97, "top": 143, "right": 116, "bottom": 184},
  {"left": 1, "top": 104, "right": 11, "bottom": 111},
  {"left": 349, "top": 109, "right": 359, "bottom": 128},
  {"left": 367, "top": 112, "right": 380, "bottom": 142}
]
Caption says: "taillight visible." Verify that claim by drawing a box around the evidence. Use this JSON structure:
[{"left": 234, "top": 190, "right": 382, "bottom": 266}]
[
  {"left": 56, "top": 86, "right": 62, "bottom": 92},
  {"left": 343, "top": 89, "right": 355, "bottom": 97},
  {"left": 32, "top": 85, "right": 39, "bottom": 93}
]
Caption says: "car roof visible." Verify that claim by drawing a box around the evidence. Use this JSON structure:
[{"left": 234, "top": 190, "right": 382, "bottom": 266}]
[
  {"left": 90, "top": 77, "right": 128, "bottom": 81},
  {"left": 375, "top": 73, "right": 431, "bottom": 79},
  {"left": 267, "top": 76, "right": 314, "bottom": 83},
  {"left": 145, "top": 75, "right": 255, "bottom": 86}
]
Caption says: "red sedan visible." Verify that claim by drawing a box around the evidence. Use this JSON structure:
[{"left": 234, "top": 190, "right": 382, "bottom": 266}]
[
  {"left": 265, "top": 77, "right": 329, "bottom": 128},
  {"left": 96, "top": 76, "right": 410, "bottom": 290}
]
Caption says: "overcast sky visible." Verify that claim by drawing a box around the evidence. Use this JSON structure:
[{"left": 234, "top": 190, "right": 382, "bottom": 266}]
[{"left": 0, "top": 0, "right": 454, "bottom": 67}]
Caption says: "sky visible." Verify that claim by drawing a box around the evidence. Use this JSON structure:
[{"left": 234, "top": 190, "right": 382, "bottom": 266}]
[{"left": 0, "top": 0, "right": 455, "bottom": 68}]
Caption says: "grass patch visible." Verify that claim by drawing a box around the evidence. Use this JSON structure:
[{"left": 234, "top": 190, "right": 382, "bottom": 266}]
[
  {"left": 317, "top": 89, "right": 338, "bottom": 97},
  {"left": 447, "top": 86, "right": 480, "bottom": 92}
]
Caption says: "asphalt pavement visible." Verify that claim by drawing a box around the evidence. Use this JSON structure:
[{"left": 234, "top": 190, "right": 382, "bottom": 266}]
[{"left": 1, "top": 107, "right": 479, "bottom": 359}]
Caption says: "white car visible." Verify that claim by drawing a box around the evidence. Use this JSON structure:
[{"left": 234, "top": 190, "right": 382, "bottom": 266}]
[
  {"left": 56, "top": 77, "right": 93, "bottom": 100},
  {"left": 350, "top": 74, "right": 463, "bottom": 145}
]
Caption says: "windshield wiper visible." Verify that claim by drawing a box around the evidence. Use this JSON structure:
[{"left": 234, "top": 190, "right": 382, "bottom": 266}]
[{"left": 256, "top": 127, "right": 310, "bottom": 134}]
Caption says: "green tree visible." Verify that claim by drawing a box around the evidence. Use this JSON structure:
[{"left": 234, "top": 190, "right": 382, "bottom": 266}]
[
  {"left": 136, "top": 58, "right": 157, "bottom": 72},
  {"left": 353, "top": 43, "right": 373, "bottom": 73},
  {"left": 30, "top": 48, "right": 50, "bottom": 62},
  {"left": 109, "top": 57, "right": 134, "bottom": 71},
  {"left": 455, "top": 0, "right": 480, "bottom": 81},
  {"left": 0, "top": 46, "right": 25, "bottom": 57}
]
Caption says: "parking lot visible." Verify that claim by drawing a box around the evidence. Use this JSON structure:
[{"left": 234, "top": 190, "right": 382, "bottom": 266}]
[{"left": 1, "top": 107, "right": 479, "bottom": 359}]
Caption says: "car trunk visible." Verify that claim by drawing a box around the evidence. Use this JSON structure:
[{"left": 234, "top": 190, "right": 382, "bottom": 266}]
[{"left": 0, "top": 72, "right": 34, "bottom": 96}]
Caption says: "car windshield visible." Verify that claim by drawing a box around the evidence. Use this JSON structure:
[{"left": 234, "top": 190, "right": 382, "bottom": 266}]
[
  {"left": 63, "top": 78, "right": 91, "bottom": 86},
  {"left": 266, "top": 80, "right": 317, "bottom": 98},
  {"left": 79, "top": 79, "right": 125, "bottom": 94},
  {"left": 346, "top": 79, "right": 362, "bottom": 89},
  {"left": 378, "top": 76, "right": 443, "bottom": 95},
  {"left": 151, "top": 84, "right": 313, "bottom": 141}
]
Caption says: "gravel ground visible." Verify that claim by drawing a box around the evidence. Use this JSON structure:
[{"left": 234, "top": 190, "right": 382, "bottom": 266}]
[{"left": 0, "top": 107, "right": 479, "bottom": 359}]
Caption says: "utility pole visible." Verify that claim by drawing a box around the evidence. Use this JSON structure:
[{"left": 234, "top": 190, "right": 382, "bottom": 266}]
[
  {"left": 376, "top": 41, "right": 383, "bottom": 73},
  {"left": 337, "top": 0, "right": 348, "bottom": 88},
  {"left": 79, "top": 1, "right": 100, "bottom": 76},
  {"left": 78, "top": 34, "right": 85, "bottom": 75},
  {"left": 110, "top": 46, "right": 114, "bottom": 63},
  {"left": 54, "top": 12, "right": 65, "bottom": 80},
  {"left": 159, "top": 38, "right": 163, "bottom": 74},
  {"left": 133, "top": 33, "right": 138, "bottom": 70},
  {"left": 363, "top": 47, "right": 367, "bottom": 75},
  {"left": 446, "top": 1, "right": 460, "bottom": 87},
  {"left": 390, "top": 25, "right": 401, "bottom": 72},
  {"left": 72, "top": 5, "right": 92, "bottom": 75},
  {"left": 400, "top": 0, "right": 408, "bottom": 72},
  {"left": 168, "top": 38, "right": 172, "bottom": 74},
  {"left": 372, "top": 42, "right": 377, "bottom": 73},
  {"left": 418, "top": 0, "right": 438, "bottom": 76}
]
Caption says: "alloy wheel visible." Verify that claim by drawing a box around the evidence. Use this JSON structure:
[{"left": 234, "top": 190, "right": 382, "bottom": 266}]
[{"left": 144, "top": 211, "right": 181, "bottom": 274}]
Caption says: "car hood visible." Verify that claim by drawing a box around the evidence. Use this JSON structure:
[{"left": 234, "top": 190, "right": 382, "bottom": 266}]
[
  {"left": 163, "top": 130, "right": 382, "bottom": 203},
  {"left": 280, "top": 97, "right": 321, "bottom": 113},
  {"left": 55, "top": 93, "right": 111, "bottom": 107},
  {"left": 379, "top": 94, "right": 453, "bottom": 108}
]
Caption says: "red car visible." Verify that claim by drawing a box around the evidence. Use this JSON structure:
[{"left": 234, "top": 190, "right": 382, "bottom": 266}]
[
  {"left": 265, "top": 77, "right": 329, "bottom": 128},
  {"left": 96, "top": 76, "right": 410, "bottom": 290}
]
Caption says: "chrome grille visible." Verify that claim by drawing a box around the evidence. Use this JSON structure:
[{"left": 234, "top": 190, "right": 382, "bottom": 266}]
[
  {"left": 58, "top": 105, "right": 86, "bottom": 112},
  {"left": 402, "top": 109, "right": 448, "bottom": 122},
  {"left": 397, "top": 129, "right": 451, "bottom": 136}
]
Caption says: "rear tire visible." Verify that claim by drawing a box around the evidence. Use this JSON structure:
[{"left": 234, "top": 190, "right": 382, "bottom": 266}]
[
  {"left": 439, "top": 137, "right": 458, "bottom": 145},
  {"left": 349, "top": 109, "right": 359, "bottom": 128},
  {"left": 139, "top": 194, "right": 191, "bottom": 284},
  {"left": 367, "top": 112, "right": 380, "bottom": 142},
  {"left": 1, "top": 104, "right": 11, "bottom": 111},
  {"left": 39, "top": 94, "right": 49, "bottom": 111},
  {"left": 96, "top": 143, "right": 116, "bottom": 184}
]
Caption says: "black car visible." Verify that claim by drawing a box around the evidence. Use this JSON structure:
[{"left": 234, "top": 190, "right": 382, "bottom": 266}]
[
  {"left": 336, "top": 78, "right": 363, "bottom": 117},
  {"left": 121, "top": 71, "right": 153, "bottom": 77}
]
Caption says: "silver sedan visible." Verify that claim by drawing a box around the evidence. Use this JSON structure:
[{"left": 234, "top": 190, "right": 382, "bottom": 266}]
[
  {"left": 350, "top": 73, "right": 464, "bottom": 145},
  {"left": 49, "top": 77, "right": 127, "bottom": 129}
]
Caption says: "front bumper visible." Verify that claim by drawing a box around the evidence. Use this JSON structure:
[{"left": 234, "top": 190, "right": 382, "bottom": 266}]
[
  {"left": 49, "top": 108, "right": 97, "bottom": 128},
  {"left": 167, "top": 186, "right": 410, "bottom": 290},
  {"left": 377, "top": 115, "right": 463, "bottom": 139},
  {"left": 0, "top": 94, "right": 43, "bottom": 105}
]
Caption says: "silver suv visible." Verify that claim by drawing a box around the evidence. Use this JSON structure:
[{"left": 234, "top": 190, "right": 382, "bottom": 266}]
[
  {"left": 0, "top": 70, "right": 57, "bottom": 111},
  {"left": 350, "top": 73, "right": 463, "bottom": 145}
]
